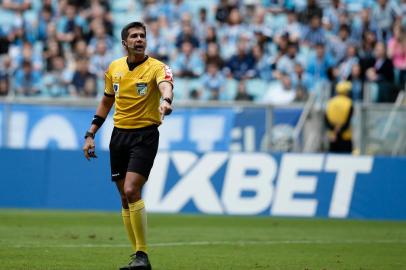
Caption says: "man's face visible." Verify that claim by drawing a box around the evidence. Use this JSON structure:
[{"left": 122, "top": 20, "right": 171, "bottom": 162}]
[{"left": 124, "top": 27, "right": 146, "bottom": 55}]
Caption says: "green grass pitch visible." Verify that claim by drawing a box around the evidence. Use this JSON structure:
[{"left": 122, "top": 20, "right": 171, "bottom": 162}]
[{"left": 0, "top": 209, "right": 405, "bottom": 270}]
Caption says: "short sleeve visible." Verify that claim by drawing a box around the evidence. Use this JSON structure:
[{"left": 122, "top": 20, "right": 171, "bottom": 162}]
[
  {"left": 156, "top": 65, "right": 174, "bottom": 86},
  {"left": 104, "top": 65, "right": 114, "bottom": 96}
]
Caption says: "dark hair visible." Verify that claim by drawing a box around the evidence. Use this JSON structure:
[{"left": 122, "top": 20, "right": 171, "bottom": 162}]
[{"left": 121, "top": 21, "right": 146, "bottom": 41}]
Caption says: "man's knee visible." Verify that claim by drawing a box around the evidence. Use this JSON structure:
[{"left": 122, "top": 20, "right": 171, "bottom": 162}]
[{"left": 124, "top": 185, "right": 141, "bottom": 202}]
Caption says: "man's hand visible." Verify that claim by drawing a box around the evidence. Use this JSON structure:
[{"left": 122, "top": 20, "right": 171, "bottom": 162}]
[
  {"left": 83, "top": 137, "right": 97, "bottom": 160},
  {"left": 159, "top": 100, "right": 173, "bottom": 121}
]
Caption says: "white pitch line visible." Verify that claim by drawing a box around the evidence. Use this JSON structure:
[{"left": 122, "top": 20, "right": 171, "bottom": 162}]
[{"left": 6, "top": 239, "right": 406, "bottom": 249}]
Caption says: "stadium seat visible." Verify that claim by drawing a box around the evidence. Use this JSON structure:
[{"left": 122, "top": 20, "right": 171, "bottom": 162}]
[
  {"left": 220, "top": 79, "right": 238, "bottom": 101},
  {"left": 246, "top": 79, "right": 268, "bottom": 101}
]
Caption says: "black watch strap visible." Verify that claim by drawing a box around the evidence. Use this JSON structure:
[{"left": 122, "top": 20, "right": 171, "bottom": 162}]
[
  {"left": 84, "top": 131, "right": 95, "bottom": 139},
  {"left": 163, "top": 97, "right": 172, "bottom": 105}
]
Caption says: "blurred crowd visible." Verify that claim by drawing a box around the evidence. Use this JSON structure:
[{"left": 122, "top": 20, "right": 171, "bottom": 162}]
[{"left": 0, "top": 0, "right": 406, "bottom": 104}]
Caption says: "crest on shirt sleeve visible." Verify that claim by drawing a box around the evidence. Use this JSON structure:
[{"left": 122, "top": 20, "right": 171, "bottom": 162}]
[
  {"left": 112, "top": 72, "right": 123, "bottom": 94},
  {"left": 164, "top": 65, "right": 173, "bottom": 81},
  {"left": 136, "top": 83, "right": 148, "bottom": 95},
  {"left": 113, "top": 83, "right": 119, "bottom": 93}
]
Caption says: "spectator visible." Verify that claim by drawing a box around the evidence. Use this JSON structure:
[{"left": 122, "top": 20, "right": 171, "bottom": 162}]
[
  {"left": 72, "top": 39, "right": 89, "bottom": 60},
  {"left": 325, "top": 80, "right": 353, "bottom": 153},
  {"left": 43, "top": 56, "right": 71, "bottom": 97},
  {"left": 14, "top": 60, "right": 42, "bottom": 96},
  {"left": 253, "top": 43, "right": 273, "bottom": 82},
  {"left": 359, "top": 30, "right": 377, "bottom": 76},
  {"left": 69, "top": 58, "right": 97, "bottom": 97},
  {"left": 195, "top": 7, "right": 210, "bottom": 47},
  {"left": 338, "top": 43, "right": 359, "bottom": 81},
  {"left": 43, "top": 39, "right": 64, "bottom": 71},
  {"left": 298, "top": 0, "right": 323, "bottom": 25},
  {"left": 87, "top": 23, "right": 114, "bottom": 54},
  {"left": 89, "top": 40, "right": 114, "bottom": 81},
  {"left": 204, "top": 42, "right": 225, "bottom": 69},
  {"left": 235, "top": 79, "right": 254, "bottom": 101},
  {"left": 351, "top": 9, "right": 377, "bottom": 42},
  {"left": 323, "top": 0, "right": 346, "bottom": 34},
  {"left": 276, "top": 41, "right": 299, "bottom": 76},
  {"left": 224, "top": 36, "right": 256, "bottom": 80},
  {"left": 83, "top": 1, "right": 113, "bottom": 38},
  {"left": 328, "top": 24, "right": 352, "bottom": 63},
  {"left": 200, "top": 62, "right": 226, "bottom": 100},
  {"left": 387, "top": 24, "right": 406, "bottom": 88},
  {"left": 306, "top": 42, "right": 336, "bottom": 81},
  {"left": 302, "top": 15, "right": 326, "bottom": 47},
  {"left": 37, "top": 5, "right": 54, "bottom": 41},
  {"left": 348, "top": 63, "right": 364, "bottom": 101},
  {"left": 175, "top": 18, "right": 199, "bottom": 49},
  {"left": 204, "top": 26, "right": 219, "bottom": 46},
  {"left": 275, "top": 9, "right": 301, "bottom": 42},
  {"left": 249, "top": 6, "right": 273, "bottom": 44},
  {"left": 366, "top": 42, "right": 396, "bottom": 102},
  {"left": 146, "top": 18, "right": 172, "bottom": 62},
  {"left": 291, "top": 62, "right": 312, "bottom": 99},
  {"left": 263, "top": 72, "right": 296, "bottom": 105},
  {"left": 45, "top": 21, "right": 58, "bottom": 42},
  {"left": 215, "top": 0, "right": 234, "bottom": 24},
  {"left": 371, "top": 0, "right": 401, "bottom": 41},
  {"left": 219, "top": 7, "right": 247, "bottom": 59},
  {"left": 172, "top": 41, "right": 204, "bottom": 78},
  {"left": 17, "top": 41, "right": 43, "bottom": 71},
  {"left": 56, "top": 3, "right": 87, "bottom": 45}
]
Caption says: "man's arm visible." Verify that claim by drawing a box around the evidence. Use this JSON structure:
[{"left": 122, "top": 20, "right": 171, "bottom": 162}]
[
  {"left": 83, "top": 95, "right": 114, "bottom": 160},
  {"left": 89, "top": 95, "right": 115, "bottom": 133},
  {"left": 158, "top": 81, "right": 174, "bottom": 121}
]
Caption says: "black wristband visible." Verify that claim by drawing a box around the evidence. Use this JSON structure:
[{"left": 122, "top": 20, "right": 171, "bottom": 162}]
[
  {"left": 91, "top": 115, "right": 105, "bottom": 128},
  {"left": 84, "top": 131, "right": 95, "bottom": 139},
  {"left": 163, "top": 97, "right": 172, "bottom": 105}
]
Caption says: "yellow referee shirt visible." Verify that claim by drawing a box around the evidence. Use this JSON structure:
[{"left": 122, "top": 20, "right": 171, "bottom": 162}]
[{"left": 104, "top": 56, "right": 174, "bottom": 129}]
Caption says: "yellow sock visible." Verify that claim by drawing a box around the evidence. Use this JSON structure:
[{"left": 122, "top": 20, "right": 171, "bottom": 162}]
[
  {"left": 122, "top": 208, "right": 137, "bottom": 252},
  {"left": 129, "top": 200, "right": 148, "bottom": 254}
]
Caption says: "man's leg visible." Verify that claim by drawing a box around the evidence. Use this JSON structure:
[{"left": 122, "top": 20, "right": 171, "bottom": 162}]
[
  {"left": 122, "top": 171, "right": 151, "bottom": 270},
  {"left": 116, "top": 179, "right": 137, "bottom": 252},
  {"left": 124, "top": 171, "right": 148, "bottom": 254}
]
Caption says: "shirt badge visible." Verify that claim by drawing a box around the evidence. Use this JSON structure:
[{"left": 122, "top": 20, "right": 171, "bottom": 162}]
[
  {"left": 136, "top": 83, "right": 148, "bottom": 95},
  {"left": 113, "top": 83, "right": 119, "bottom": 93}
]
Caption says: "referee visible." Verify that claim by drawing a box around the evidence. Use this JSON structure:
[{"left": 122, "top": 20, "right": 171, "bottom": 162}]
[{"left": 82, "top": 21, "right": 174, "bottom": 270}]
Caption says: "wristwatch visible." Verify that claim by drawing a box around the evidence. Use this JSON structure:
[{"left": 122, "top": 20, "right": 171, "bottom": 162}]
[
  {"left": 163, "top": 97, "right": 172, "bottom": 105},
  {"left": 84, "top": 131, "right": 95, "bottom": 139}
]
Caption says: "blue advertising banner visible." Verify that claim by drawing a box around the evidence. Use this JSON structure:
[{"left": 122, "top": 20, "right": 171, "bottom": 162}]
[
  {"left": 2, "top": 104, "right": 270, "bottom": 152},
  {"left": 272, "top": 107, "right": 302, "bottom": 127},
  {"left": 0, "top": 103, "right": 3, "bottom": 148},
  {"left": 270, "top": 107, "right": 303, "bottom": 150},
  {"left": 232, "top": 107, "right": 267, "bottom": 151},
  {"left": 7, "top": 104, "right": 95, "bottom": 149},
  {"left": 0, "top": 149, "right": 405, "bottom": 220}
]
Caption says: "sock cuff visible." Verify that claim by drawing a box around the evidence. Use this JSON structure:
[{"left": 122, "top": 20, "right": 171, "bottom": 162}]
[
  {"left": 122, "top": 208, "right": 130, "bottom": 217},
  {"left": 129, "top": 200, "right": 145, "bottom": 211}
]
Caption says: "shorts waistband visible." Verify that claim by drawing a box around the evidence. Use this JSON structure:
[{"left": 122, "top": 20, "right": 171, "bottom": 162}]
[{"left": 114, "top": 124, "right": 158, "bottom": 132}]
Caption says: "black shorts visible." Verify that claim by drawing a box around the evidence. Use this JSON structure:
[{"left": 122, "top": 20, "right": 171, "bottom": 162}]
[{"left": 109, "top": 125, "right": 159, "bottom": 181}]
